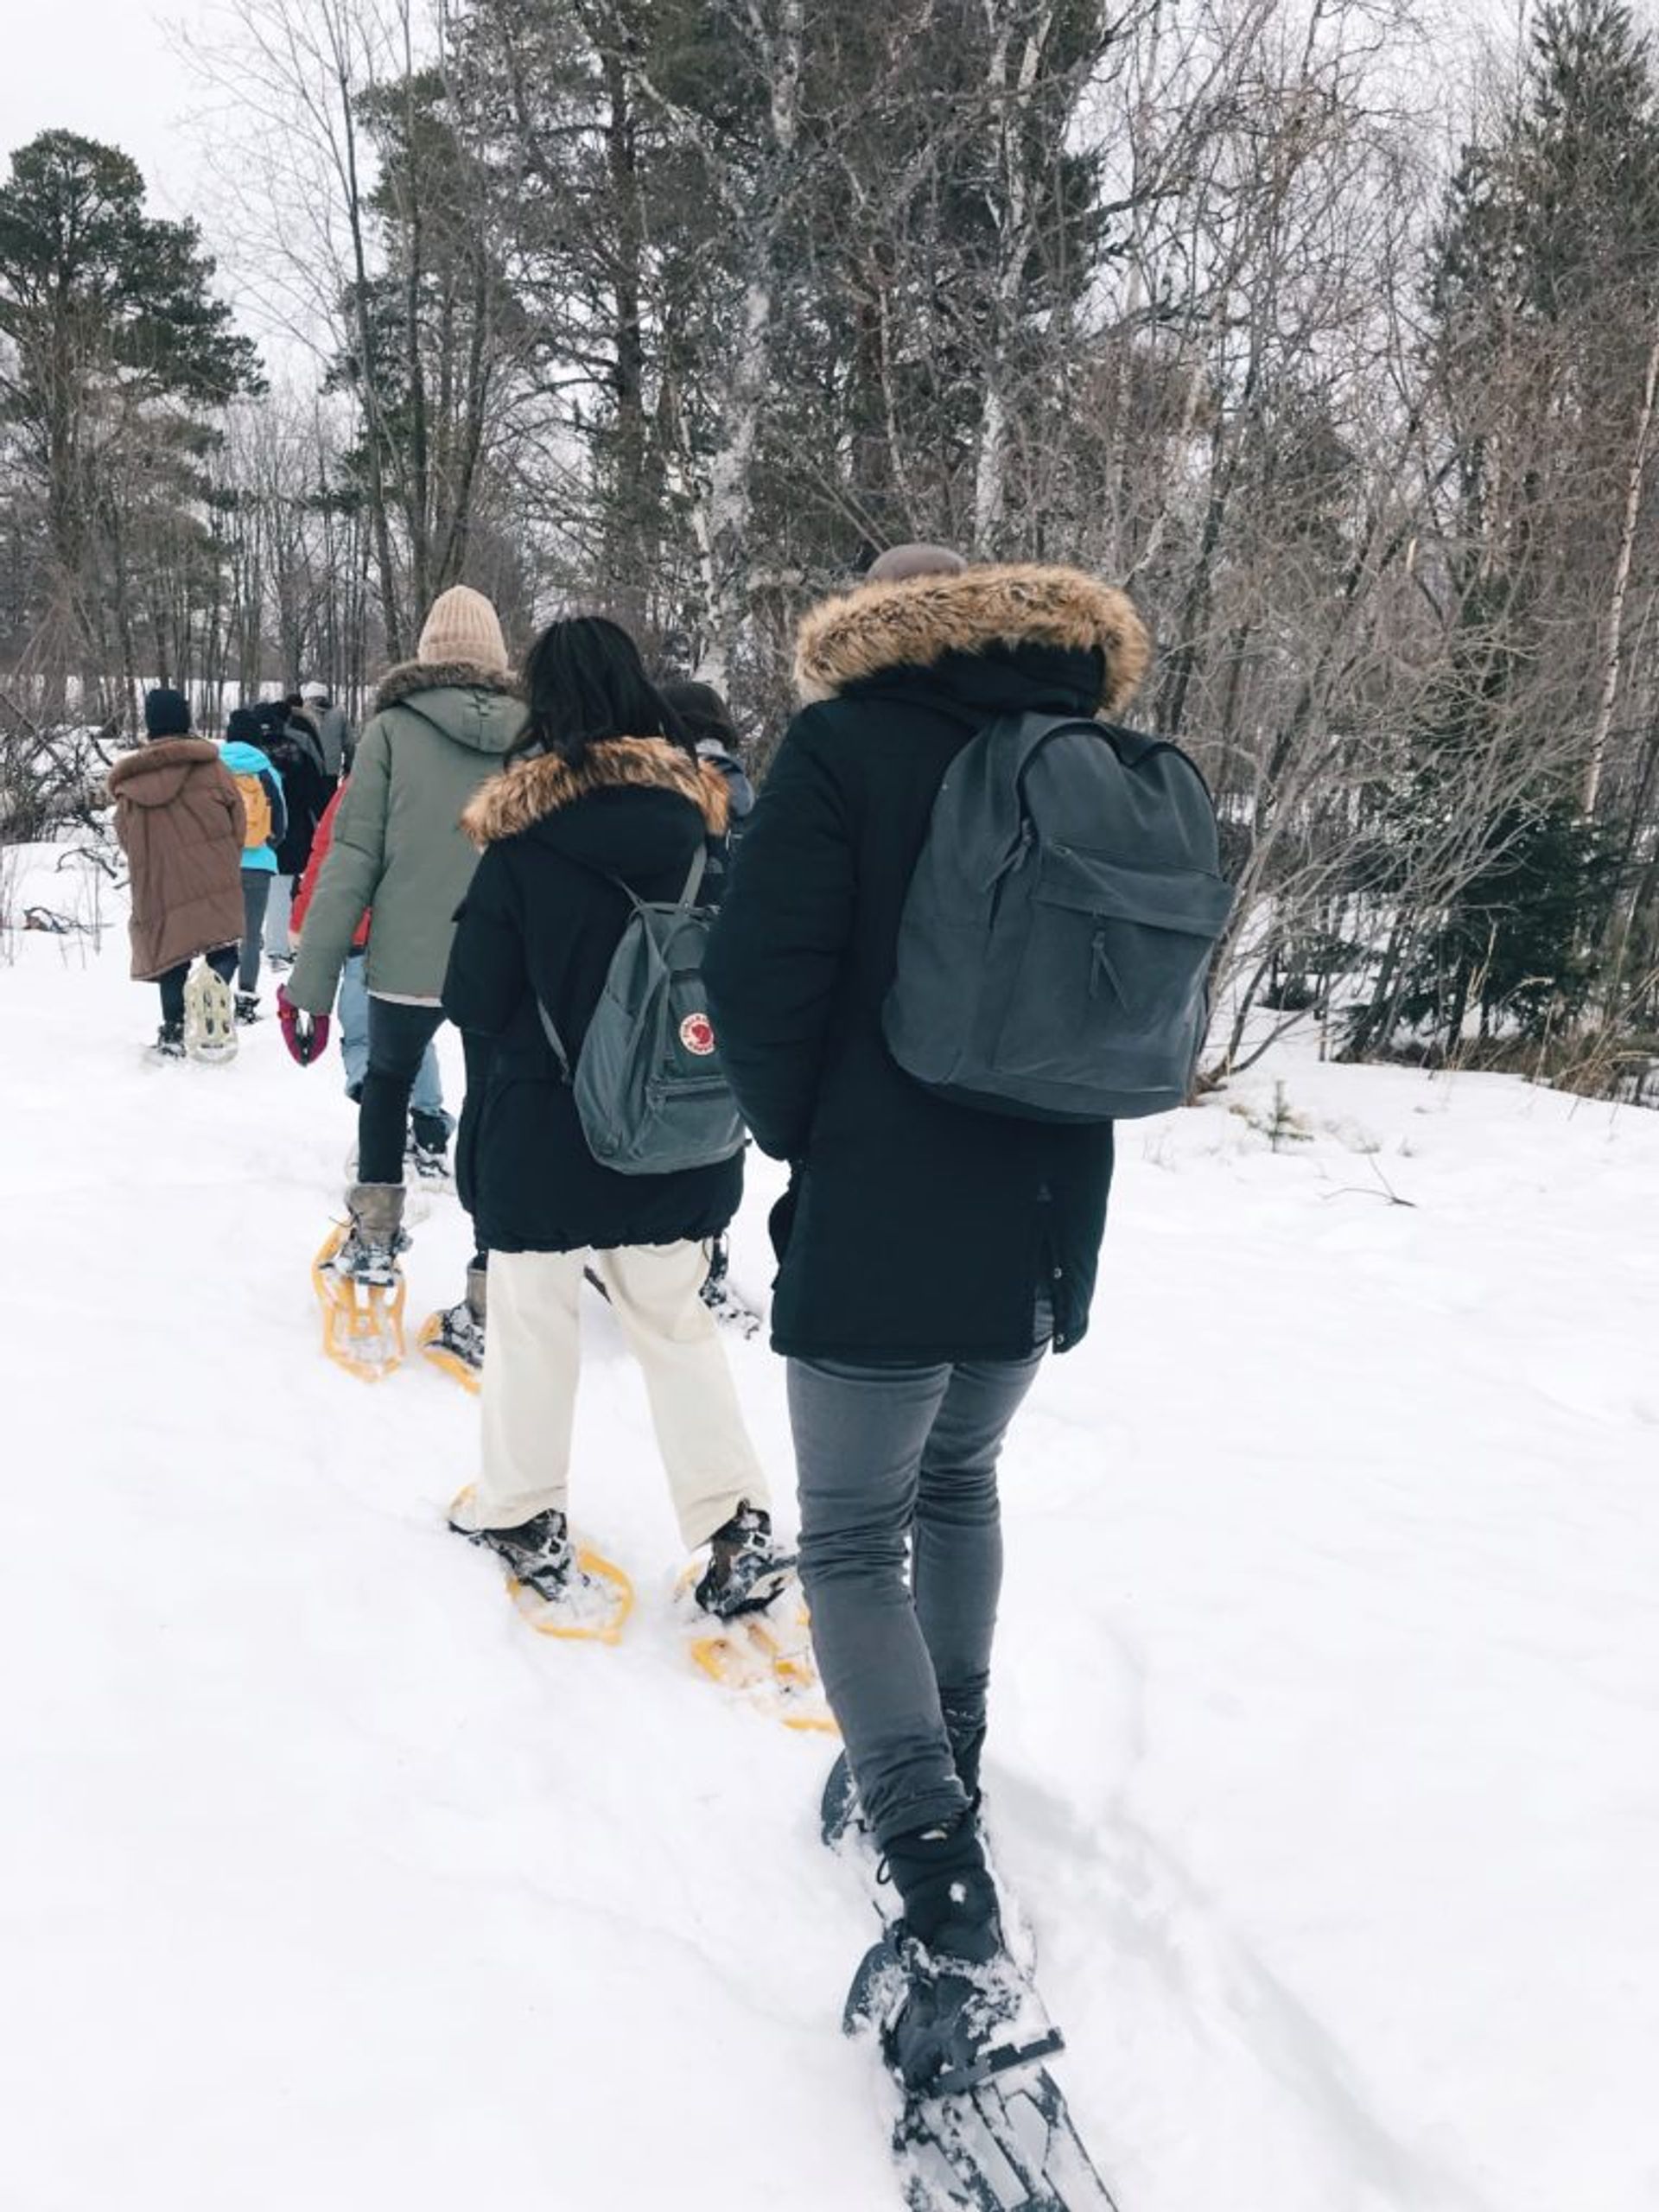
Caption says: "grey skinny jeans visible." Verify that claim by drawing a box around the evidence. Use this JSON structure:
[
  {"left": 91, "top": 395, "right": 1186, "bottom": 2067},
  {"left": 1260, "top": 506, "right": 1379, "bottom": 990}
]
[{"left": 790, "top": 1342, "right": 1046, "bottom": 1848}]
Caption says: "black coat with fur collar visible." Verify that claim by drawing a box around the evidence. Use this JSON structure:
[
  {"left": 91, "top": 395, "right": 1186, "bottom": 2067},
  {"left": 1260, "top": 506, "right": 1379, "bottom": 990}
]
[
  {"left": 443, "top": 737, "right": 743, "bottom": 1254},
  {"left": 705, "top": 563, "right": 1141, "bottom": 1361}
]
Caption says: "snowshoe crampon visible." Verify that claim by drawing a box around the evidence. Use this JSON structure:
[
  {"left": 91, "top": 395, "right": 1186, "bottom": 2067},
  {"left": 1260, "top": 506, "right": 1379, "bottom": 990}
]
[
  {"left": 312, "top": 1222, "right": 406, "bottom": 1381},
  {"left": 450, "top": 1487, "right": 633, "bottom": 1645},
  {"left": 677, "top": 1566, "right": 836, "bottom": 1734},
  {"left": 183, "top": 961, "right": 237, "bottom": 1065},
  {"left": 892, "top": 2069, "right": 1118, "bottom": 2212},
  {"left": 417, "top": 1303, "right": 483, "bottom": 1394},
  {"left": 847, "top": 1938, "right": 1110, "bottom": 2210}
]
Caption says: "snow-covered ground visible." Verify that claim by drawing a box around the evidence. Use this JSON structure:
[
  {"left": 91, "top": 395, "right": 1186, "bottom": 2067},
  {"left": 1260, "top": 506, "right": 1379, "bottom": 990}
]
[{"left": 3, "top": 842, "right": 1656, "bottom": 2212}]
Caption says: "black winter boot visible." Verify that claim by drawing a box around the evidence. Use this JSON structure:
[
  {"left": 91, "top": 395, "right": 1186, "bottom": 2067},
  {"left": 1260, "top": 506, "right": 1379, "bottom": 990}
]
[
  {"left": 884, "top": 1813, "right": 1001, "bottom": 1959},
  {"left": 846, "top": 1814, "right": 1044, "bottom": 2096},
  {"left": 407, "top": 1109, "right": 452, "bottom": 1184},
  {"left": 451, "top": 1504, "right": 576, "bottom": 1601}
]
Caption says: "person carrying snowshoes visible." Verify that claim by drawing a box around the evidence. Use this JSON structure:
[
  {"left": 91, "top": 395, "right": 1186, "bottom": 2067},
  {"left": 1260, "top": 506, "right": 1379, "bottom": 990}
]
[
  {"left": 441, "top": 615, "right": 791, "bottom": 1627},
  {"left": 704, "top": 544, "right": 1140, "bottom": 2097},
  {"left": 108, "top": 687, "right": 245, "bottom": 1058},
  {"left": 219, "top": 707, "right": 288, "bottom": 1022},
  {"left": 279, "top": 587, "right": 527, "bottom": 1379}
]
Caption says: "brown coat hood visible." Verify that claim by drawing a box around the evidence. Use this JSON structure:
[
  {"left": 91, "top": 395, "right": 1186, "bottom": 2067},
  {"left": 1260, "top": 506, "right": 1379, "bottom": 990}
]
[
  {"left": 795, "top": 562, "right": 1151, "bottom": 717},
  {"left": 107, "top": 736, "right": 221, "bottom": 809},
  {"left": 463, "top": 737, "right": 730, "bottom": 848}
]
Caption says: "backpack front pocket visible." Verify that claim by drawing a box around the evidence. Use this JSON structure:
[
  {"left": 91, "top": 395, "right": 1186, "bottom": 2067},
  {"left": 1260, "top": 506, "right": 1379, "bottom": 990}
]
[{"left": 991, "top": 845, "right": 1233, "bottom": 1092}]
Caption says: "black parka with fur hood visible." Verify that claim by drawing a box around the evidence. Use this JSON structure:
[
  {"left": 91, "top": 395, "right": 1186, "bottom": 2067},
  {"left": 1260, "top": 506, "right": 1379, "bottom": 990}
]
[
  {"left": 443, "top": 737, "right": 742, "bottom": 1253},
  {"left": 705, "top": 563, "right": 1149, "bottom": 1362}
]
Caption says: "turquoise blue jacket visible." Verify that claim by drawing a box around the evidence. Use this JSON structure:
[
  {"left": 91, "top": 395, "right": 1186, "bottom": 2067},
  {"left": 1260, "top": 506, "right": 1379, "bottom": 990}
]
[{"left": 219, "top": 741, "right": 287, "bottom": 873}]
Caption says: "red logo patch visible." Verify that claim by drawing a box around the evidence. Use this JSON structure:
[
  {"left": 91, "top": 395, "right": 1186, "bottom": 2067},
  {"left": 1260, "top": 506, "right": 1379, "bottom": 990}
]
[{"left": 680, "top": 1011, "right": 716, "bottom": 1058}]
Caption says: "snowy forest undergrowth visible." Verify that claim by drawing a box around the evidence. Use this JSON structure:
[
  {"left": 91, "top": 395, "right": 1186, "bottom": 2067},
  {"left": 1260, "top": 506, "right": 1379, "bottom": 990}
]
[{"left": 2, "top": 857, "right": 1656, "bottom": 2212}]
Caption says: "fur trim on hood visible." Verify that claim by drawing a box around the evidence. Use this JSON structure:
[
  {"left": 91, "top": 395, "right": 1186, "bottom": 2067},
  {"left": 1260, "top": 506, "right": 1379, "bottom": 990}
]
[
  {"left": 463, "top": 737, "right": 730, "bottom": 848},
  {"left": 795, "top": 563, "right": 1150, "bottom": 715},
  {"left": 375, "top": 658, "right": 525, "bottom": 713}
]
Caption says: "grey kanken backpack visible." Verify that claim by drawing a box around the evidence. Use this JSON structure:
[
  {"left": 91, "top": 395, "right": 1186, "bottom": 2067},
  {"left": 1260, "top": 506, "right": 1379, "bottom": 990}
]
[
  {"left": 538, "top": 849, "right": 747, "bottom": 1175},
  {"left": 883, "top": 712, "right": 1233, "bottom": 1121}
]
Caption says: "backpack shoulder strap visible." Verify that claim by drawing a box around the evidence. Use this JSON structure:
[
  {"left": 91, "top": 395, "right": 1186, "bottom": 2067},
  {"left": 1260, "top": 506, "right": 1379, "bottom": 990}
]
[{"left": 537, "top": 998, "right": 573, "bottom": 1082}]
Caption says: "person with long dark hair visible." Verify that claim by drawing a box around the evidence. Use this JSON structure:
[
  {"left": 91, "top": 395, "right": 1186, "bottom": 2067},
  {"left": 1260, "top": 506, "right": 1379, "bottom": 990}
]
[{"left": 441, "top": 615, "right": 790, "bottom": 1624}]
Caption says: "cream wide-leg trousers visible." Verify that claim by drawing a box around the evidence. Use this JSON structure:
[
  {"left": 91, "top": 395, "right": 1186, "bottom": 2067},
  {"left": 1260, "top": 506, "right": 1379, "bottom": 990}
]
[{"left": 469, "top": 1240, "right": 768, "bottom": 1548}]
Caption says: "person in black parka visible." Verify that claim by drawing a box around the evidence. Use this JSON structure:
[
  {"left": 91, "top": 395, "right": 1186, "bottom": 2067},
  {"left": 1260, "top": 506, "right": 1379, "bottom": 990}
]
[
  {"left": 702, "top": 546, "right": 1152, "bottom": 2088},
  {"left": 259, "top": 702, "right": 331, "bottom": 966},
  {"left": 441, "top": 616, "right": 791, "bottom": 1624}
]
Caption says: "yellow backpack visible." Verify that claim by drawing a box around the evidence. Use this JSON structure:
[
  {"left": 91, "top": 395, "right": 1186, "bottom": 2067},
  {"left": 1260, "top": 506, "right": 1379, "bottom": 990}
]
[{"left": 234, "top": 770, "right": 271, "bottom": 853}]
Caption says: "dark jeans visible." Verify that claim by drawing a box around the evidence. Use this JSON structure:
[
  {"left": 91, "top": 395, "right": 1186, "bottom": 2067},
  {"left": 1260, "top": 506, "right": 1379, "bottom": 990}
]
[
  {"left": 239, "top": 871, "right": 272, "bottom": 992},
  {"left": 158, "top": 945, "right": 237, "bottom": 1028},
  {"left": 790, "top": 1342, "right": 1046, "bottom": 1847},
  {"left": 359, "top": 999, "right": 448, "bottom": 1185}
]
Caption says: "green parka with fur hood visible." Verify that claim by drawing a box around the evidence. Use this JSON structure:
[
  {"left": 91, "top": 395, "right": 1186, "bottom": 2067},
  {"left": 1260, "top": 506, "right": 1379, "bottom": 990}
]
[{"left": 285, "top": 658, "right": 528, "bottom": 1013}]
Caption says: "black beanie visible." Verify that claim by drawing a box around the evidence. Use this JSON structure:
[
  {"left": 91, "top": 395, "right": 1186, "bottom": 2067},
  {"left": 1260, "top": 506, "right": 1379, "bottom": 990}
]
[
  {"left": 660, "top": 677, "right": 738, "bottom": 751},
  {"left": 226, "top": 707, "right": 265, "bottom": 746},
  {"left": 144, "top": 687, "right": 192, "bottom": 739}
]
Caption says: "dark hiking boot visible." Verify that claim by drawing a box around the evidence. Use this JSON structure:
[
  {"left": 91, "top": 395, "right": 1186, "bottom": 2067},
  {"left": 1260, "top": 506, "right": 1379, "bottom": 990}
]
[
  {"left": 407, "top": 1109, "right": 452, "bottom": 1185},
  {"left": 849, "top": 1815, "right": 1047, "bottom": 2095},
  {"left": 693, "top": 1500, "right": 797, "bottom": 1618},
  {"left": 153, "top": 1018, "right": 187, "bottom": 1059},
  {"left": 451, "top": 1504, "right": 576, "bottom": 1601},
  {"left": 423, "top": 1261, "right": 486, "bottom": 1382},
  {"left": 234, "top": 991, "right": 260, "bottom": 1025}
]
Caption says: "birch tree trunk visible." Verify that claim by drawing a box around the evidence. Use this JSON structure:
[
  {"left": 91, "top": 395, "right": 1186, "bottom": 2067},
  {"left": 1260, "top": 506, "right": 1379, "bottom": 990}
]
[{"left": 1584, "top": 322, "right": 1659, "bottom": 818}]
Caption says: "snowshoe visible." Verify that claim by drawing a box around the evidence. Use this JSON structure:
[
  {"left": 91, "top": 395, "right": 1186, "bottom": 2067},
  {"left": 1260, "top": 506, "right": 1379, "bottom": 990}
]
[
  {"left": 183, "top": 962, "right": 238, "bottom": 1065},
  {"left": 845, "top": 1926, "right": 1055, "bottom": 2100},
  {"left": 677, "top": 1523, "right": 832, "bottom": 1733},
  {"left": 449, "top": 1491, "right": 633, "bottom": 1644},
  {"left": 887, "top": 2064, "right": 1118, "bottom": 2210},
  {"left": 836, "top": 1811, "right": 1109, "bottom": 2206},
  {"left": 418, "top": 1262, "right": 486, "bottom": 1393},
  {"left": 234, "top": 990, "right": 261, "bottom": 1025},
  {"left": 312, "top": 1183, "right": 409, "bottom": 1381}
]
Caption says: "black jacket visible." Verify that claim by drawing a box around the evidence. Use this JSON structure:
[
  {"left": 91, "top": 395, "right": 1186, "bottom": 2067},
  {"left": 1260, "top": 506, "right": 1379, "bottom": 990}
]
[
  {"left": 704, "top": 562, "right": 1152, "bottom": 1363},
  {"left": 442, "top": 736, "right": 743, "bottom": 1254},
  {"left": 264, "top": 731, "right": 331, "bottom": 879}
]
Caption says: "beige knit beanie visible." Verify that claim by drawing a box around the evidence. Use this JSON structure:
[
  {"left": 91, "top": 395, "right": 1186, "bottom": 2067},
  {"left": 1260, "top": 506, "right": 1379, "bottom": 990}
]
[
  {"left": 867, "top": 543, "right": 967, "bottom": 584},
  {"left": 416, "top": 586, "right": 509, "bottom": 671}
]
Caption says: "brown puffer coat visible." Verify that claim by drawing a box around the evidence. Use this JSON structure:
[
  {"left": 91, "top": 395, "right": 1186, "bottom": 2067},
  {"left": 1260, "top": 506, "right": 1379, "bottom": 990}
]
[{"left": 109, "top": 738, "right": 247, "bottom": 980}]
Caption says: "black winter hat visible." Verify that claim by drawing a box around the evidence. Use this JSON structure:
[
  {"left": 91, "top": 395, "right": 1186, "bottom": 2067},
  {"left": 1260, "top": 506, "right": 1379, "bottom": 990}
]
[
  {"left": 144, "top": 687, "right": 192, "bottom": 739},
  {"left": 226, "top": 706, "right": 265, "bottom": 746},
  {"left": 660, "top": 677, "right": 738, "bottom": 752}
]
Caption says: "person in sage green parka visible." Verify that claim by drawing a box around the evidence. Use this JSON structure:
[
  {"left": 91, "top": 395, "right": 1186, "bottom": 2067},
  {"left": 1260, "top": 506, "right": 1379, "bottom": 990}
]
[{"left": 282, "top": 586, "right": 528, "bottom": 1306}]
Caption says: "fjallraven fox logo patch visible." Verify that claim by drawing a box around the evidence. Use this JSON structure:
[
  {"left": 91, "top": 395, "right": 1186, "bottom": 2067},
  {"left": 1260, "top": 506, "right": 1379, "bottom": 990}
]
[{"left": 680, "top": 1012, "right": 716, "bottom": 1057}]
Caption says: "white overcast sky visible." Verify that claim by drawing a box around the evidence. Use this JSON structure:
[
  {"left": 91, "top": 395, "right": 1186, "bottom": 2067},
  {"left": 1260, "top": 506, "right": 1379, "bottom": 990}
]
[{"left": 4, "top": 2, "right": 223, "bottom": 224}]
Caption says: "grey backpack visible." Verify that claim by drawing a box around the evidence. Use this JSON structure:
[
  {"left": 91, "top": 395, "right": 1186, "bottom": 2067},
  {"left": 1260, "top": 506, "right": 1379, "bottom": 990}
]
[
  {"left": 883, "top": 712, "right": 1233, "bottom": 1122},
  {"left": 538, "top": 849, "right": 747, "bottom": 1175}
]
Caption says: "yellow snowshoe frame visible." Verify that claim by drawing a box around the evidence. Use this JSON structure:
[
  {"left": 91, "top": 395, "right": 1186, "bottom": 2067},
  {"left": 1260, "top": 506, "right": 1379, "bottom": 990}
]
[{"left": 312, "top": 1223, "right": 406, "bottom": 1381}]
